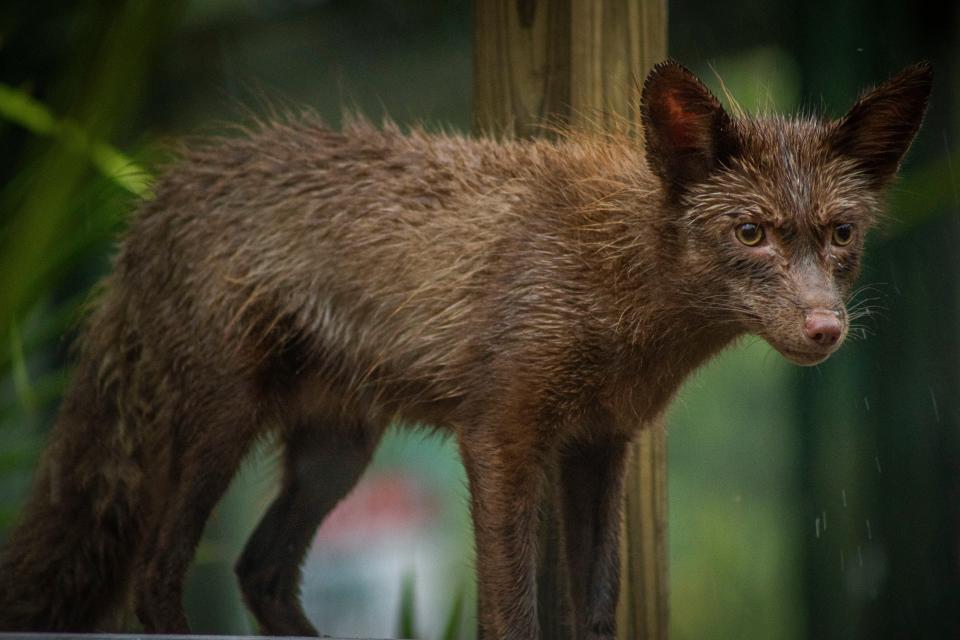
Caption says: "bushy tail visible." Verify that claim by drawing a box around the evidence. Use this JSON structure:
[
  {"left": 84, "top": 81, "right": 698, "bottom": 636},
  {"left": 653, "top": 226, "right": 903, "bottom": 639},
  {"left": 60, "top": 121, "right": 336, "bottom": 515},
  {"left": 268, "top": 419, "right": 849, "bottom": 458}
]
[{"left": 0, "top": 355, "right": 143, "bottom": 631}]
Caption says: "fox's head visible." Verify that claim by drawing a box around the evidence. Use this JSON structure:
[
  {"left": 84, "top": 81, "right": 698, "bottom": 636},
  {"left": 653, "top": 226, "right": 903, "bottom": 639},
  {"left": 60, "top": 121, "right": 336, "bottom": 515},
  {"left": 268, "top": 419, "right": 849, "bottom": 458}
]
[{"left": 640, "top": 61, "right": 932, "bottom": 365}]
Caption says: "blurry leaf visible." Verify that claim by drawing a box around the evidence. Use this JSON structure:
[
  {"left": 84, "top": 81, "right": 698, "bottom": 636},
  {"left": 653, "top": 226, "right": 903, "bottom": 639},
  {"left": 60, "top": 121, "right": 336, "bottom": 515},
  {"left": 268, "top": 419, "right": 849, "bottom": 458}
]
[
  {"left": 440, "top": 584, "right": 464, "bottom": 640},
  {"left": 0, "top": 0, "right": 183, "bottom": 364},
  {"left": 0, "top": 82, "right": 151, "bottom": 197},
  {"left": 0, "top": 83, "right": 57, "bottom": 134},
  {"left": 8, "top": 325, "right": 36, "bottom": 414},
  {"left": 0, "top": 369, "right": 68, "bottom": 425},
  {"left": 396, "top": 572, "right": 417, "bottom": 639}
]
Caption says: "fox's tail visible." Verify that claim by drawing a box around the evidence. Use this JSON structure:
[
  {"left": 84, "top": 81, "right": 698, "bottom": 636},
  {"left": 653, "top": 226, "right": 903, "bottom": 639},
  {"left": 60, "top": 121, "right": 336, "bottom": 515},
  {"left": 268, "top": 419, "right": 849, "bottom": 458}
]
[{"left": 0, "top": 347, "right": 144, "bottom": 631}]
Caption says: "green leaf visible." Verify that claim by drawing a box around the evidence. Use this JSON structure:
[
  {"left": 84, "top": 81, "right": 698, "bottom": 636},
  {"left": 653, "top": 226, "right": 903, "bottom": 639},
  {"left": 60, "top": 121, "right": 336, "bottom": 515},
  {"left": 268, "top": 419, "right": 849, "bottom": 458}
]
[
  {"left": 0, "top": 368, "right": 69, "bottom": 425},
  {"left": 396, "top": 572, "right": 417, "bottom": 639},
  {"left": 9, "top": 325, "right": 36, "bottom": 414},
  {"left": 440, "top": 584, "right": 464, "bottom": 640},
  {"left": 0, "top": 82, "right": 151, "bottom": 196},
  {"left": 0, "top": 83, "right": 57, "bottom": 134}
]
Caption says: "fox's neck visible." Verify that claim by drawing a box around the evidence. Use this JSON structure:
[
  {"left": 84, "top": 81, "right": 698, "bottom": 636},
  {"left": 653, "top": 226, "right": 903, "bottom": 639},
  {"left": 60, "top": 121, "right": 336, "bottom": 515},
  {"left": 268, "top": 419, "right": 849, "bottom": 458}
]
[
  {"left": 513, "top": 137, "right": 744, "bottom": 416},
  {"left": 599, "top": 234, "right": 744, "bottom": 420},
  {"left": 520, "top": 137, "right": 742, "bottom": 344},
  {"left": 606, "top": 251, "right": 743, "bottom": 419}
]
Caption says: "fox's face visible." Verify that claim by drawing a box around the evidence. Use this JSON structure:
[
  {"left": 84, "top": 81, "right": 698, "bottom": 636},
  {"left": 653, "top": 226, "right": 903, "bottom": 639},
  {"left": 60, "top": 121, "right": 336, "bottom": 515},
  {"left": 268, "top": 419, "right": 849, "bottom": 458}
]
[{"left": 641, "top": 61, "right": 932, "bottom": 365}]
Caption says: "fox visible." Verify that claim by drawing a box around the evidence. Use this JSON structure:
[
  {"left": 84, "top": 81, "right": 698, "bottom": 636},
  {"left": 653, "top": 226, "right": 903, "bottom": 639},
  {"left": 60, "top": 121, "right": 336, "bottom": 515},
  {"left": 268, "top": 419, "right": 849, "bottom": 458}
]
[{"left": 0, "top": 60, "right": 931, "bottom": 639}]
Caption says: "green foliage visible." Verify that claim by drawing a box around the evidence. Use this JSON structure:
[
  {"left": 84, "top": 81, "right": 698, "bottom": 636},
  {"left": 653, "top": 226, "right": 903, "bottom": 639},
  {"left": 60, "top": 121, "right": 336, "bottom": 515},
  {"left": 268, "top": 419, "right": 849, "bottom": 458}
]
[
  {"left": 440, "top": 585, "right": 465, "bottom": 640},
  {"left": 396, "top": 573, "right": 417, "bottom": 639},
  {"left": 8, "top": 325, "right": 36, "bottom": 415},
  {"left": 0, "top": 0, "right": 181, "bottom": 372},
  {"left": 0, "top": 83, "right": 149, "bottom": 196},
  {"left": 395, "top": 573, "right": 466, "bottom": 640}
]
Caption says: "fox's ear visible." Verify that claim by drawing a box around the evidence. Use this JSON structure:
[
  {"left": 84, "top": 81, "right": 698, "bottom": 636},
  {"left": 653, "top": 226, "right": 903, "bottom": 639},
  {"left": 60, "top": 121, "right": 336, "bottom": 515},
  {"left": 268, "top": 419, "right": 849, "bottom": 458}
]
[
  {"left": 641, "top": 61, "right": 740, "bottom": 195},
  {"left": 830, "top": 62, "right": 933, "bottom": 188}
]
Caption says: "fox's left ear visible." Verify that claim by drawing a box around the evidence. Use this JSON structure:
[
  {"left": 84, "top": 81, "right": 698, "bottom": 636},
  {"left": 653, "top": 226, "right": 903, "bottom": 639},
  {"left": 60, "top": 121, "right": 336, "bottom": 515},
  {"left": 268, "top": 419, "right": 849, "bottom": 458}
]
[{"left": 830, "top": 62, "right": 933, "bottom": 188}]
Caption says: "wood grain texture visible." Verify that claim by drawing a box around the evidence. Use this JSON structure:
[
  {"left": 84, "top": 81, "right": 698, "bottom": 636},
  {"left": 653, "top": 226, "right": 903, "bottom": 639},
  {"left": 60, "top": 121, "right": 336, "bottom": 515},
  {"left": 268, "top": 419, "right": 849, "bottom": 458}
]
[
  {"left": 617, "top": 429, "right": 669, "bottom": 640},
  {"left": 473, "top": 1, "right": 668, "bottom": 638},
  {"left": 474, "top": 0, "right": 666, "bottom": 135},
  {"left": 569, "top": 0, "right": 667, "bottom": 132},
  {"left": 472, "top": 0, "right": 568, "bottom": 137}
]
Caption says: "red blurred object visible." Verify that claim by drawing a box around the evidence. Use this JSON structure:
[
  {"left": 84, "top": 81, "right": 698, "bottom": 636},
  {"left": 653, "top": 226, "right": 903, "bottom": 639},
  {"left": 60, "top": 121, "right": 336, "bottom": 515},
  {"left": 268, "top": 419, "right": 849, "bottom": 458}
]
[{"left": 313, "top": 472, "right": 441, "bottom": 550}]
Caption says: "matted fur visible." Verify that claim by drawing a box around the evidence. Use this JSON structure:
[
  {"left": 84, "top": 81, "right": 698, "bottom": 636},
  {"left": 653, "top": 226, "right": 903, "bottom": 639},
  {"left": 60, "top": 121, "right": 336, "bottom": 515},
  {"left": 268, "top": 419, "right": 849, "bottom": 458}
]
[{"left": 0, "top": 61, "right": 931, "bottom": 639}]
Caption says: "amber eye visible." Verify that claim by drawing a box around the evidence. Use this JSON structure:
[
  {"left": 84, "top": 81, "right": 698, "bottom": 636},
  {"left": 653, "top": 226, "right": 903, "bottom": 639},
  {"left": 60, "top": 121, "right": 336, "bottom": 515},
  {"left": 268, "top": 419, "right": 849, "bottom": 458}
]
[
  {"left": 832, "top": 223, "right": 854, "bottom": 246},
  {"left": 735, "top": 223, "right": 765, "bottom": 247}
]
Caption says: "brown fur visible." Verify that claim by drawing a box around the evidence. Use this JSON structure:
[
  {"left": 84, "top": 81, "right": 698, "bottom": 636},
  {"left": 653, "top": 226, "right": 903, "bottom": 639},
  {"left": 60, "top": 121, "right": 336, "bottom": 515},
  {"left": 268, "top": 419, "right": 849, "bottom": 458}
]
[{"left": 0, "top": 61, "right": 931, "bottom": 639}]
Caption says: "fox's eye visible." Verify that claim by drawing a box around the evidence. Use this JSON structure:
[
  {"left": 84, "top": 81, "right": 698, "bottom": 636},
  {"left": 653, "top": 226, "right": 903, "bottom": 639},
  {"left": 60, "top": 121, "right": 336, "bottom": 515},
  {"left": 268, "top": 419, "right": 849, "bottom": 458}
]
[
  {"left": 832, "top": 223, "right": 854, "bottom": 246},
  {"left": 735, "top": 222, "right": 764, "bottom": 247}
]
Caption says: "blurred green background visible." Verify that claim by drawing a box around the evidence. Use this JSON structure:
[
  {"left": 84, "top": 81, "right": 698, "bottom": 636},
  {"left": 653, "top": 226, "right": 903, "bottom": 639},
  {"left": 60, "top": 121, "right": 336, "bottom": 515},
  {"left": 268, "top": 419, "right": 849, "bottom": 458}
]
[{"left": 0, "top": 1, "right": 957, "bottom": 638}]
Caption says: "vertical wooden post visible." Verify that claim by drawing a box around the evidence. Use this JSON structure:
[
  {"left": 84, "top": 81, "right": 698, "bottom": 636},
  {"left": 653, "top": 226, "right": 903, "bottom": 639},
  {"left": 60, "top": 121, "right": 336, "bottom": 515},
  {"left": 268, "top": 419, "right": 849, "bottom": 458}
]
[
  {"left": 472, "top": 1, "right": 668, "bottom": 639},
  {"left": 616, "top": 430, "right": 669, "bottom": 640}
]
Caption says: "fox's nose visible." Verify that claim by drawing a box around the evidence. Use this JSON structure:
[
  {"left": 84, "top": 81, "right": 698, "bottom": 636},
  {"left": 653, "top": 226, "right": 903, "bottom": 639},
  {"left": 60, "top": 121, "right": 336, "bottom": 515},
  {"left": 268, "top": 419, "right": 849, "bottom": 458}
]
[{"left": 804, "top": 309, "right": 842, "bottom": 347}]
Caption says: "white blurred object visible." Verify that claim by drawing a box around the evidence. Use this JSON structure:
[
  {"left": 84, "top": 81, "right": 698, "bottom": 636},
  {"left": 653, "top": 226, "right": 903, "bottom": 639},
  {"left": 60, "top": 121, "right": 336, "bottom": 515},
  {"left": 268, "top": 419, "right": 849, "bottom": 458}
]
[{"left": 301, "top": 470, "right": 468, "bottom": 639}]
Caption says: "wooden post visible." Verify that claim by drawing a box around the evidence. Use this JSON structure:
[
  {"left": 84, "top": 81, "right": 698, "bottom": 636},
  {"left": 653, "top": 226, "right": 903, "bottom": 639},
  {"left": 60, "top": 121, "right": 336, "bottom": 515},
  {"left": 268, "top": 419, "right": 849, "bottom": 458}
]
[{"left": 472, "top": 1, "right": 668, "bottom": 638}]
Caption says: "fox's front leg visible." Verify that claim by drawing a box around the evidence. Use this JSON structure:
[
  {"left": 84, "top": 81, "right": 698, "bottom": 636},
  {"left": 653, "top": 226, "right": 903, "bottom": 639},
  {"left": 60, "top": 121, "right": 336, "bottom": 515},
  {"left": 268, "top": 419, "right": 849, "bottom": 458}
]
[
  {"left": 558, "top": 434, "right": 631, "bottom": 640},
  {"left": 458, "top": 414, "right": 550, "bottom": 640}
]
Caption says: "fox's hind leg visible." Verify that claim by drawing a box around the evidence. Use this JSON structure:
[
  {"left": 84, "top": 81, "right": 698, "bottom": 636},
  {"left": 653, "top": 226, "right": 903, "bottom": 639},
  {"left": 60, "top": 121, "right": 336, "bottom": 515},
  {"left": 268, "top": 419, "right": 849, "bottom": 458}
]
[
  {"left": 236, "top": 419, "right": 383, "bottom": 636},
  {"left": 132, "top": 387, "right": 262, "bottom": 633}
]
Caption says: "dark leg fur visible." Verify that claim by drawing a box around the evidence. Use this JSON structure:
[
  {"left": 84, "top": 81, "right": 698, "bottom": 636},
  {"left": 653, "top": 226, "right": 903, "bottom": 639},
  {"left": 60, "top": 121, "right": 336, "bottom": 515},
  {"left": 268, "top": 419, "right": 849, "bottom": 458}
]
[
  {"left": 236, "top": 420, "right": 382, "bottom": 636},
  {"left": 558, "top": 436, "right": 630, "bottom": 640}
]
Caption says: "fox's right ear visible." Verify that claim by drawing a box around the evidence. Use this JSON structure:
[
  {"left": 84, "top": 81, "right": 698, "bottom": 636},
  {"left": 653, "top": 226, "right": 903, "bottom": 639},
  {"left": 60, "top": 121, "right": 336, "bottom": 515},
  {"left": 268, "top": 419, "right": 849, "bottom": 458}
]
[{"left": 641, "top": 61, "right": 740, "bottom": 196}]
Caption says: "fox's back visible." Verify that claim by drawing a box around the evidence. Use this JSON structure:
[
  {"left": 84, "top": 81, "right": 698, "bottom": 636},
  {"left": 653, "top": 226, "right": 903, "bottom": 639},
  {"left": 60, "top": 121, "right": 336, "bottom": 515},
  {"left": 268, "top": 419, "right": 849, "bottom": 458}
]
[{"left": 106, "top": 118, "right": 533, "bottom": 427}]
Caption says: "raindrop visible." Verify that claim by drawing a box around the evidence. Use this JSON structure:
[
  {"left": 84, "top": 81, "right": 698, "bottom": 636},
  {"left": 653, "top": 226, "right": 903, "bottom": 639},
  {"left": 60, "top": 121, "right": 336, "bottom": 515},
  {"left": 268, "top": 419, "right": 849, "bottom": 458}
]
[
  {"left": 857, "top": 545, "right": 864, "bottom": 567},
  {"left": 815, "top": 517, "right": 821, "bottom": 539},
  {"left": 863, "top": 396, "right": 870, "bottom": 411},
  {"left": 866, "top": 519, "right": 873, "bottom": 540},
  {"left": 822, "top": 510, "right": 828, "bottom": 532},
  {"left": 841, "top": 489, "right": 848, "bottom": 508},
  {"left": 890, "top": 268, "right": 902, "bottom": 296},
  {"left": 875, "top": 456, "right": 882, "bottom": 474},
  {"left": 929, "top": 387, "right": 940, "bottom": 422}
]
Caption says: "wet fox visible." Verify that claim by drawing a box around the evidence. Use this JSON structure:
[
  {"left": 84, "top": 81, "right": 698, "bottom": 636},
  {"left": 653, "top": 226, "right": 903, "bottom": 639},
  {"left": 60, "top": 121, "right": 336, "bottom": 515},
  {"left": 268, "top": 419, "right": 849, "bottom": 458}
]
[{"left": 0, "top": 61, "right": 931, "bottom": 639}]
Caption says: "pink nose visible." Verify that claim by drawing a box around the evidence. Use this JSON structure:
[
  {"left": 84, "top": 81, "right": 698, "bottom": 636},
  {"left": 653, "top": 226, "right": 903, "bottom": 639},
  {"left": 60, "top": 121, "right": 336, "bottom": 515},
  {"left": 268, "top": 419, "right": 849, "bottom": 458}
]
[{"left": 804, "top": 310, "right": 842, "bottom": 347}]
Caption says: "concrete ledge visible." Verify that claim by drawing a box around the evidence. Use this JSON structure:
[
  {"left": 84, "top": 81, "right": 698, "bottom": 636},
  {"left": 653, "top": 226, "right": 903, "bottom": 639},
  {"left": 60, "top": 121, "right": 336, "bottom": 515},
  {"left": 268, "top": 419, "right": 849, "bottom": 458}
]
[{"left": 0, "top": 635, "right": 389, "bottom": 640}]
